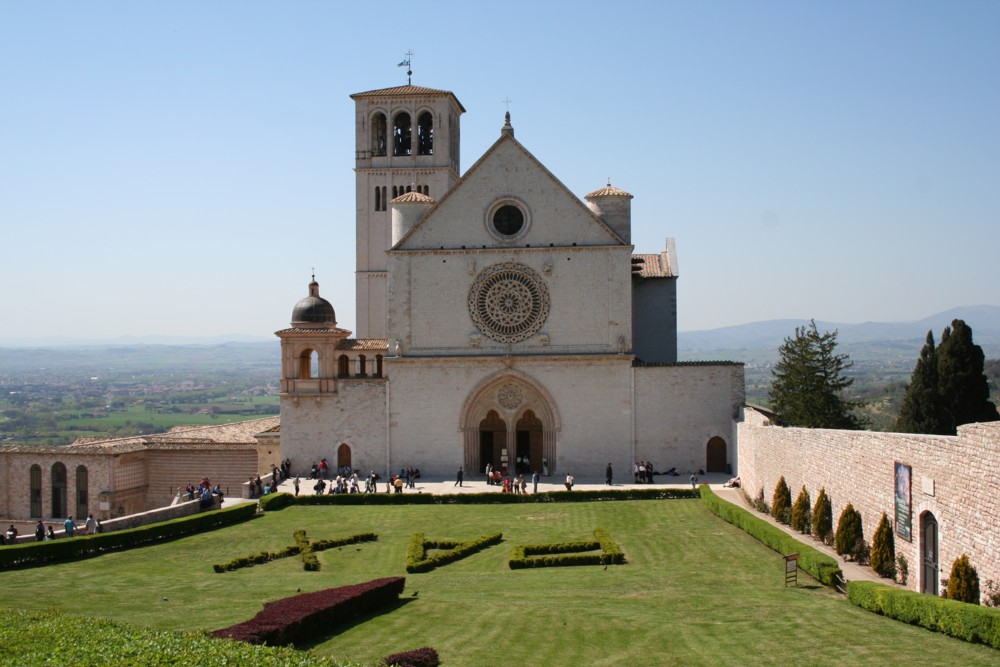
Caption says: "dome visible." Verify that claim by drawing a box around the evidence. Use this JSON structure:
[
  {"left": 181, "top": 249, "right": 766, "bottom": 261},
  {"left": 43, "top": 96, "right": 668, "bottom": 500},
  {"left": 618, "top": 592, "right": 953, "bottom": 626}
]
[
  {"left": 291, "top": 278, "right": 336, "bottom": 327},
  {"left": 585, "top": 183, "right": 633, "bottom": 200}
]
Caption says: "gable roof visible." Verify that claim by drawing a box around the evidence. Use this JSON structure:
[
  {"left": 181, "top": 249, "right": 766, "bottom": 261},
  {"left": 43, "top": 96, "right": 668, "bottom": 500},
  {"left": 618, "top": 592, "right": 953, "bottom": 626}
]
[{"left": 392, "top": 132, "right": 626, "bottom": 248}]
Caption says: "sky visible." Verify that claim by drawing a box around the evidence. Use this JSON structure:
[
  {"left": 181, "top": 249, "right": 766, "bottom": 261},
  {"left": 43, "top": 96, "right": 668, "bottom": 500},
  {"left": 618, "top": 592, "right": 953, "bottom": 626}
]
[{"left": 1, "top": 1, "right": 998, "bottom": 343}]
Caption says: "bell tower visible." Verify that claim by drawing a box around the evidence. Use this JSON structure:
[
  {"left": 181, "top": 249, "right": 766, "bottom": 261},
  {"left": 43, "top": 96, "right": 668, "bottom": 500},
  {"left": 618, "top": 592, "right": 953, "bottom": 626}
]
[{"left": 350, "top": 83, "right": 465, "bottom": 338}]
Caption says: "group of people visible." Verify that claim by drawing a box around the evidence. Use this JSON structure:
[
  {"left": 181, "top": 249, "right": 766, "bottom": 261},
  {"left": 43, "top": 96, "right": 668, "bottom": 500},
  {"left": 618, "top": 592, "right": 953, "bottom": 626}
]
[
  {"left": 248, "top": 474, "right": 278, "bottom": 499},
  {"left": 271, "top": 459, "right": 292, "bottom": 483},
  {"left": 632, "top": 461, "right": 657, "bottom": 484},
  {"left": 312, "top": 471, "right": 363, "bottom": 495},
  {"left": 0, "top": 514, "right": 100, "bottom": 546},
  {"left": 485, "top": 464, "right": 540, "bottom": 494},
  {"left": 187, "top": 477, "right": 223, "bottom": 507}
]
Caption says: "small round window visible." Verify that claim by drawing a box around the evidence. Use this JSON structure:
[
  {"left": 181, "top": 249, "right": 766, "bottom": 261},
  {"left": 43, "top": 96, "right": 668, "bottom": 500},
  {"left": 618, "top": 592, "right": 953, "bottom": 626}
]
[{"left": 492, "top": 204, "right": 524, "bottom": 236}]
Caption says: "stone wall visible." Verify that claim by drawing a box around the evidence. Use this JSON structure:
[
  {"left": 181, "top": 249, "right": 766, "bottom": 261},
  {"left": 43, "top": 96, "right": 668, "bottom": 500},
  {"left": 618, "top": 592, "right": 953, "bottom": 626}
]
[{"left": 738, "top": 408, "right": 1000, "bottom": 601}]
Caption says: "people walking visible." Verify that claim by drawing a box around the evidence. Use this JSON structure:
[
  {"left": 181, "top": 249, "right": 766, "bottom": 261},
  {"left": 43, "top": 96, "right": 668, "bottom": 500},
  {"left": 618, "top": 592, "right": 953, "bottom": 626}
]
[
  {"left": 606, "top": 462, "right": 613, "bottom": 486},
  {"left": 455, "top": 467, "right": 464, "bottom": 487}
]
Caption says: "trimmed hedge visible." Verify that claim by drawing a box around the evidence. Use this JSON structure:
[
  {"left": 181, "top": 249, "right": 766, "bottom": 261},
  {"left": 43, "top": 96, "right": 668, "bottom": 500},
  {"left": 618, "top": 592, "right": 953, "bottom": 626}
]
[
  {"left": 406, "top": 532, "right": 502, "bottom": 573},
  {"left": 847, "top": 580, "right": 1000, "bottom": 649},
  {"left": 212, "top": 577, "right": 406, "bottom": 646},
  {"left": 259, "top": 487, "right": 699, "bottom": 510},
  {"left": 383, "top": 647, "right": 440, "bottom": 667},
  {"left": 213, "top": 531, "right": 378, "bottom": 573},
  {"left": 700, "top": 486, "right": 842, "bottom": 587},
  {"left": 0, "top": 502, "right": 258, "bottom": 570},
  {"left": 509, "top": 529, "right": 625, "bottom": 569}
]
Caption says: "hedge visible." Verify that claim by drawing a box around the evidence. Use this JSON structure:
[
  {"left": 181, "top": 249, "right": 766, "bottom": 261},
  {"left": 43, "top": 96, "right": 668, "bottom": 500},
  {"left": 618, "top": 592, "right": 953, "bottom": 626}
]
[
  {"left": 0, "top": 502, "right": 258, "bottom": 570},
  {"left": 405, "top": 532, "right": 502, "bottom": 573},
  {"left": 259, "top": 487, "right": 699, "bottom": 510},
  {"left": 847, "top": 580, "right": 1000, "bottom": 649},
  {"left": 509, "top": 529, "right": 625, "bottom": 569},
  {"left": 211, "top": 577, "right": 406, "bottom": 646},
  {"left": 213, "top": 531, "right": 378, "bottom": 573},
  {"left": 700, "top": 486, "right": 842, "bottom": 587}
]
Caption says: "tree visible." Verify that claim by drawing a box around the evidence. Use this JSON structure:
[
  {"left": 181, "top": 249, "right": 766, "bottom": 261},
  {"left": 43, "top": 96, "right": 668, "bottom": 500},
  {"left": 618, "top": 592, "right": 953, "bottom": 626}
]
[
  {"left": 812, "top": 487, "right": 833, "bottom": 543},
  {"left": 947, "top": 553, "right": 980, "bottom": 604},
  {"left": 834, "top": 503, "right": 863, "bottom": 560},
  {"left": 896, "top": 320, "right": 999, "bottom": 435},
  {"left": 790, "top": 486, "right": 811, "bottom": 534},
  {"left": 895, "top": 331, "right": 946, "bottom": 434},
  {"left": 771, "top": 476, "right": 791, "bottom": 524},
  {"left": 769, "top": 320, "right": 865, "bottom": 429},
  {"left": 871, "top": 512, "right": 896, "bottom": 579}
]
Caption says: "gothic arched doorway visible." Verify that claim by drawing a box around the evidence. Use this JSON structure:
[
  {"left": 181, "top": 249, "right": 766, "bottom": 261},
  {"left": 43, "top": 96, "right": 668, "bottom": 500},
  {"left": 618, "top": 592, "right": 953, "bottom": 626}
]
[
  {"left": 337, "top": 443, "right": 352, "bottom": 473},
  {"left": 461, "top": 372, "right": 560, "bottom": 478},
  {"left": 706, "top": 437, "right": 727, "bottom": 473},
  {"left": 921, "top": 511, "right": 939, "bottom": 595},
  {"left": 479, "top": 410, "right": 507, "bottom": 474}
]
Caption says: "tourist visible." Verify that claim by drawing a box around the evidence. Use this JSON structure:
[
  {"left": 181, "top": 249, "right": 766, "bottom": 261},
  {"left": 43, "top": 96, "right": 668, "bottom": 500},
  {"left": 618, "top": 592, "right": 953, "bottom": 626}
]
[
  {"left": 689, "top": 474, "right": 698, "bottom": 489},
  {"left": 565, "top": 473, "right": 574, "bottom": 491},
  {"left": 5, "top": 524, "right": 17, "bottom": 543},
  {"left": 633, "top": 462, "right": 639, "bottom": 483},
  {"left": 455, "top": 467, "right": 464, "bottom": 487},
  {"left": 318, "top": 458, "right": 329, "bottom": 480},
  {"left": 64, "top": 516, "right": 76, "bottom": 537},
  {"left": 84, "top": 514, "right": 97, "bottom": 535},
  {"left": 532, "top": 470, "right": 539, "bottom": 494},
  {"left": 394, "top": 476, "right": 404, "bottom": 494},
  {"left": 45, "top": 526, "right": 55, "bottom": 540},
  {"left": 606, "top": 463, "right": 613, "bottom": 486},
  {"left": 293, "top": 477, "right": 300, "bottom": 496},
  {"left": 35, "top": 520, "right": 45, "bottom": 542}
]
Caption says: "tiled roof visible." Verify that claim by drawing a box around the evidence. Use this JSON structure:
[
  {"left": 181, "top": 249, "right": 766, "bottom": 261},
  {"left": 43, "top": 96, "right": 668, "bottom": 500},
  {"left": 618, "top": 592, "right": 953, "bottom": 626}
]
[
  {"left": 585, "top": 184, "right": 633, "bottom": 199},
  {"left": 632, "top": 252, "right": 675, "bottom": 278},
  {"left": 336, "top": 338, "right": 389, "bottom": 351},
  {"left": 392, "top": 191, "right": 434, "bottom": 204},
  {"left": 158, "top": 417, "right": 281, "bottom": 443},
  {"left": 275, "top": 327, "right": 352, "bottom": 335},
  {"left": 350, "top": 85, "right": 466, "bottom": 112}
]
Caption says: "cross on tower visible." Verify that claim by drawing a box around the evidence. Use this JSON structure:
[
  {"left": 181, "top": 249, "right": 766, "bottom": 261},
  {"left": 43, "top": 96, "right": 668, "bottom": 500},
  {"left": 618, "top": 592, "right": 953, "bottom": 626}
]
[{"left": 398, "top": 50, "right": 414, "bottom": 85}]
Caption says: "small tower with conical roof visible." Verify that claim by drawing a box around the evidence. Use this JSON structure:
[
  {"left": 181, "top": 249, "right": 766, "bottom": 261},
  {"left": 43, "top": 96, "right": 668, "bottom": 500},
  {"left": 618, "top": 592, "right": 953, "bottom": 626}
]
[{"left": 585, "top": 182, "right": 633, "bottom": 243}]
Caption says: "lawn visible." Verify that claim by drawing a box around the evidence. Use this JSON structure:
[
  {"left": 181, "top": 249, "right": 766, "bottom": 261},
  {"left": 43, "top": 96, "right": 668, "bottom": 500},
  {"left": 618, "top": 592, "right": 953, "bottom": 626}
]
[{"left": 0, "top": 498, "right": 994, "bottom": 666}]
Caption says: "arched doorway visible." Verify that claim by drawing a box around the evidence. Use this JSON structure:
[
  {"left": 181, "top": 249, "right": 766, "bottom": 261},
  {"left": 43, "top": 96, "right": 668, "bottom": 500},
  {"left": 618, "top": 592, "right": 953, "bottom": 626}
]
[
  {"left": 51, "top": 462, "right": 67, "bottom": 518},
  {"left": 921, "top": 512, "right": 939, "bottom": 595},
  {"left": 337, "top": 443, "right": 352, "bottom": 473},
  {"left": 479, "top": 410, "right": 507, "bottom": 474},
  {"left": 706, "top": 437, "right": 727, "bottom": 473},
  {"left": 515, "top": 410, "right": 543, "bottom": 474}
]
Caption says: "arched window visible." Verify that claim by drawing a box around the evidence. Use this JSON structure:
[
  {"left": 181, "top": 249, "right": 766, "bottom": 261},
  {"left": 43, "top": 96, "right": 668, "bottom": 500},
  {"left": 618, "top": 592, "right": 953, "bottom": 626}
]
[
  {"left": 358, "top": 354, "right": 367, "bottom": 376},
  {"left": 393, "top": 112, "right": 411, "bottom": 156},
  {"left": 405, "top": 184, "right": 412, "bottom": 193},
  {"left": 76, "top": 465, "right": 89, "bottom": 519},
  {"left": 338, "top": 354, "right": 350, "bottom": 378},
  {"left": 299, "top": 349, "right": 318, "bottom": 379},
  {"left": 423, "top": 185, "right": 429, "bottom": 196},
  {"left": 381, "top": 186, "right": 387, "bottom": 209},
  {"left": 51, "top": 462, "right": 67, "bottom": 518},
  {"left": 371, "top": 112, "right": 387, "bottom": 156},
  {"left": 29, "top": 464, "right": 42, "bottom": 518},
  {"left": 417, "top": 111, "right": 433, "bottom": 155},
  {"left": 392, "top": 185, "right": 398, "bottom": 199},
  {"left": 375, "top": 354, "right": 384, "bottom": 378},
  {"left": 375, "top": 186, "right": 381, "bottom": 211}
]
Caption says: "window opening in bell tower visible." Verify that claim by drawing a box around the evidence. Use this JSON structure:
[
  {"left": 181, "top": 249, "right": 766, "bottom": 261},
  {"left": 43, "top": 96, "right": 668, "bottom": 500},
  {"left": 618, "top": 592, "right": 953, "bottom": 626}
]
[
  {"left": 417, "top": 111, "right": 433, "bottom": 155},
  {"left": 393, "top": 112, "right": 412, "bottom": 156}
]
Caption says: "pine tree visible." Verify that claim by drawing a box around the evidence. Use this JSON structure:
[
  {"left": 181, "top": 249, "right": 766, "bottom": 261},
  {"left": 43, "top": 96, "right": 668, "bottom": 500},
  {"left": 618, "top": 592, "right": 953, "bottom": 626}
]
[
  {"left": 947, "top": 553, "right": 980, "bottom": 604},
  {"left": 771, "top": 476, "right": 791, "bottom": 523},
  {"left": 835, "top": 503, "right": 863, "bottom": 559},
  {"left": 871, "top": 512, "right": 896, "bottom": 579},
  {"left": 790, "top": 486, "right": 811, "bottom": 534},
  {"left": 769, "top": 320, "right": 865, "bottom": 429},
  {"left": 895, "top": 331, "right": 947, "bottom": 434},
  {"left": 936, "top": 320, "right": 1000, "bottom": 433},
  {"left": 812, "top": 487, "right": 833, "bottom": 543}
]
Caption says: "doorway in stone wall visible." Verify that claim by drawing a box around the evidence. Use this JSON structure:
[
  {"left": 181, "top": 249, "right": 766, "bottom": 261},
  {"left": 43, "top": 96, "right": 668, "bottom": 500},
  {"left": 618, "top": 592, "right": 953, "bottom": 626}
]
[
  {"left": 337, "top": 443, "right": 352, "bottom": 474},
  {"left": 706, "top": 437, "right": 727, "bottom": 473},
  {"left": 921, "top": 511, "right": 939, "bottom": 595}
]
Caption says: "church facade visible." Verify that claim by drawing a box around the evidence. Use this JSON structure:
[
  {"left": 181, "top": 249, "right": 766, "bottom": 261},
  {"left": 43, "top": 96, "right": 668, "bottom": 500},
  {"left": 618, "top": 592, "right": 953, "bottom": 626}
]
[{"left": 276, "top": 83, "right": 744, "bottom": 481}]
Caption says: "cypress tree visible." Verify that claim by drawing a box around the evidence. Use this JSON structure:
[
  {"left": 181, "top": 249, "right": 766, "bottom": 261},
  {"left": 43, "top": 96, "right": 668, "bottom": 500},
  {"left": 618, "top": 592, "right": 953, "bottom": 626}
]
[
  {"left": 896, "top": 331, "right": 947, "bottom": 434},
  {"left": 835, "top": 503, "right": 863, "bottom": 559},
  {"left": 771, "top": 476, "right": 791, "bottom": 523},
  {"left": 947, "top": 553, "right": 980, "bottom": 604},
  {"left": 812, "top": 487, "right": 833, "bottom": 543},
  {"left": 790, "top": 486, "right": 811, "bottom": 534},
  {"left": 871, "top": 512, "right": 896, "bottom": 579},
  {"left": 936, "top": 320, "right": 1000, "bottom": 433}
]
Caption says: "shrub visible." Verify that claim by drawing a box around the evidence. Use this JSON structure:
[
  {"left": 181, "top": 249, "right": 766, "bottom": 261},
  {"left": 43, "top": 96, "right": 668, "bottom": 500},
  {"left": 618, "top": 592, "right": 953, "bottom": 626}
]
[
  {"left": 508, "top": 530, "right": 625, "bottom": 569},
  {"left": 771, "top": 476, "right": 791, "bottom": 524},
  {"left": 383, "top": 647, "right": 440, "bottom": 667},
  {"left": 213, "top": 531, "right": 377, "bottom": 573},
  {"left": 870, "top": 512, "right": 896, "bottom": 579},
  {"left": 749, "top": 487, "right": 769, "bottom": 514},
  {"left": 406, "top": 532, "right": 502, "bottom": 573},
  {"left": 847, "top": 580, "right": 1000, "bottom": 649},
  {"left": 896, "top": 554, "right": 909, "bottom": 585},
  {"left": 811, "top": 487, "right": 832, "bottom": 543},
  {"left": 983, "top": 580, "right": 1000, "bottom": 608},
  {"left": 834, "top": 503, "right": 862, "bottom": 560},
  {"left": 212, "top": 577, "right": 406, "bottom": 646},
  {"left": 790, "top": 486, "right": 811, "bottom": 534},
  {"left": 700, "top": 486, "right": 842, "bottom": 587},
  {"left": 948, "top": 554, "right": 981, "bottom": 604}
]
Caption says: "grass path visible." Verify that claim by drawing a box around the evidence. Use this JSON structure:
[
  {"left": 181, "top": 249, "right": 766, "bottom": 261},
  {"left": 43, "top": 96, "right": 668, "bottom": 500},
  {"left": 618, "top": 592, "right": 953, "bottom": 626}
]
[{"left": 0, "top": 499, "right": 994, "bottom": 666}]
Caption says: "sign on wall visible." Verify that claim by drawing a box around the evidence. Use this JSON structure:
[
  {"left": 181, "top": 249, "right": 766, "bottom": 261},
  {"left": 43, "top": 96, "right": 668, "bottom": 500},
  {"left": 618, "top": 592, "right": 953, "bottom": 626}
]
[{"left": 895, "top": 462, "right": 912, "bottom": 541}]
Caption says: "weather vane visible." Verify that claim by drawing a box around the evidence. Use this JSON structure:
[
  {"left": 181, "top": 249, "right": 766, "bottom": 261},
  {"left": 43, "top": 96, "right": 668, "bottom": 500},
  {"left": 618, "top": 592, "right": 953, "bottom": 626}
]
[{"left": 398, "top": 50, "right": 413, "bottom": 85}]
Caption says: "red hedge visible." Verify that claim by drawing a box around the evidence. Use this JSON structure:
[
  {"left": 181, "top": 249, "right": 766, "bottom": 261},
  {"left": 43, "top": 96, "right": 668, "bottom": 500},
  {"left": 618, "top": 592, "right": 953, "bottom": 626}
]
[
  {"left": 212, "top": 576, "right": 405, "bottom": 646},
  {"left": 383, "top": 647, "right": 440, "bottom": 666}
]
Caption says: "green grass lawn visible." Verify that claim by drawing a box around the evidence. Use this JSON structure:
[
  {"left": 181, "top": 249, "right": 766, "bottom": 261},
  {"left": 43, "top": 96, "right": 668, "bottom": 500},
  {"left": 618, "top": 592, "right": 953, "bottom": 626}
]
[{"left": 0, "top": 499, "right": 994, "bottom": 666}]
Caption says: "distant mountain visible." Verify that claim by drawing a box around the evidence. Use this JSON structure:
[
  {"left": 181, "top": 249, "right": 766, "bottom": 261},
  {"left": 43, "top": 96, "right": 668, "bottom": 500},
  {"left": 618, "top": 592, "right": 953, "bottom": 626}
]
[
  {"left": 0, "top": 333, "right": 275, "bottom": 348},
  {"left": 678, "top": 305, "right": 1000, "bottom": 362}
]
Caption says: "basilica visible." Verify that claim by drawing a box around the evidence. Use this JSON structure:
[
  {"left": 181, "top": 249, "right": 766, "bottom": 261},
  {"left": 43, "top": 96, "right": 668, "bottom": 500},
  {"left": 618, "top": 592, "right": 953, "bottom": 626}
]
[{"left": 275, "top": 82, "right": 744, "bottom": 480}]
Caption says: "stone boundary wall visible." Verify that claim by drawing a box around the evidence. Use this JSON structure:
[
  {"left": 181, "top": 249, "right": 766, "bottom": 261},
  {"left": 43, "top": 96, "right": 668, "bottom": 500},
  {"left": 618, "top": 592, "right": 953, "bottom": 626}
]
[{"left": 738, "top": 407, "right": 1000, "bottom": 601}]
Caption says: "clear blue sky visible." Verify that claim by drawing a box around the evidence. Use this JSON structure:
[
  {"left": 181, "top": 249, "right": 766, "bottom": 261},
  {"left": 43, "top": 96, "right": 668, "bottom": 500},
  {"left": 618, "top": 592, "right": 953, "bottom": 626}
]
[{"left": 1, "top": 1, "right": 998, "bottom": 343}]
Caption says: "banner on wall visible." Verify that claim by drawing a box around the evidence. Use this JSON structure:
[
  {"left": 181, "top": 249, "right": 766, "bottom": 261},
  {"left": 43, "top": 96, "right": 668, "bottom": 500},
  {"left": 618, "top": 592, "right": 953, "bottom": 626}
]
[{"left": 895, "top": 462, "right": 912, "bottom": 540}]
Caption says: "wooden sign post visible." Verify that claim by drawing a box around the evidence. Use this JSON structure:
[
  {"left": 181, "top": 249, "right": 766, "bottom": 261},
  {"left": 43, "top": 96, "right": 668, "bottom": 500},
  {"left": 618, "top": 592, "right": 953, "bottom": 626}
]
[{"left": 784, "top": 553, "right": 799, "bottom": 587}]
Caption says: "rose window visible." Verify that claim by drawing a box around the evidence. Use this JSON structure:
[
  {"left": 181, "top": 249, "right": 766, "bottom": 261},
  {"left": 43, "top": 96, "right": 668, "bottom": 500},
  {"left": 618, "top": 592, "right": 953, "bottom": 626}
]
[{"left": 469, "top": 262, "right": 549, "bottom": 343}]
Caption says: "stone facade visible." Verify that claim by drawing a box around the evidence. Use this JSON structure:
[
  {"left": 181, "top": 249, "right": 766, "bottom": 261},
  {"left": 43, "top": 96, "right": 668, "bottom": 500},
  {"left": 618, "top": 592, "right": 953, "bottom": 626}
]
[{"left": 738, "top": 407, "right": 1000, "bottom": 601}]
